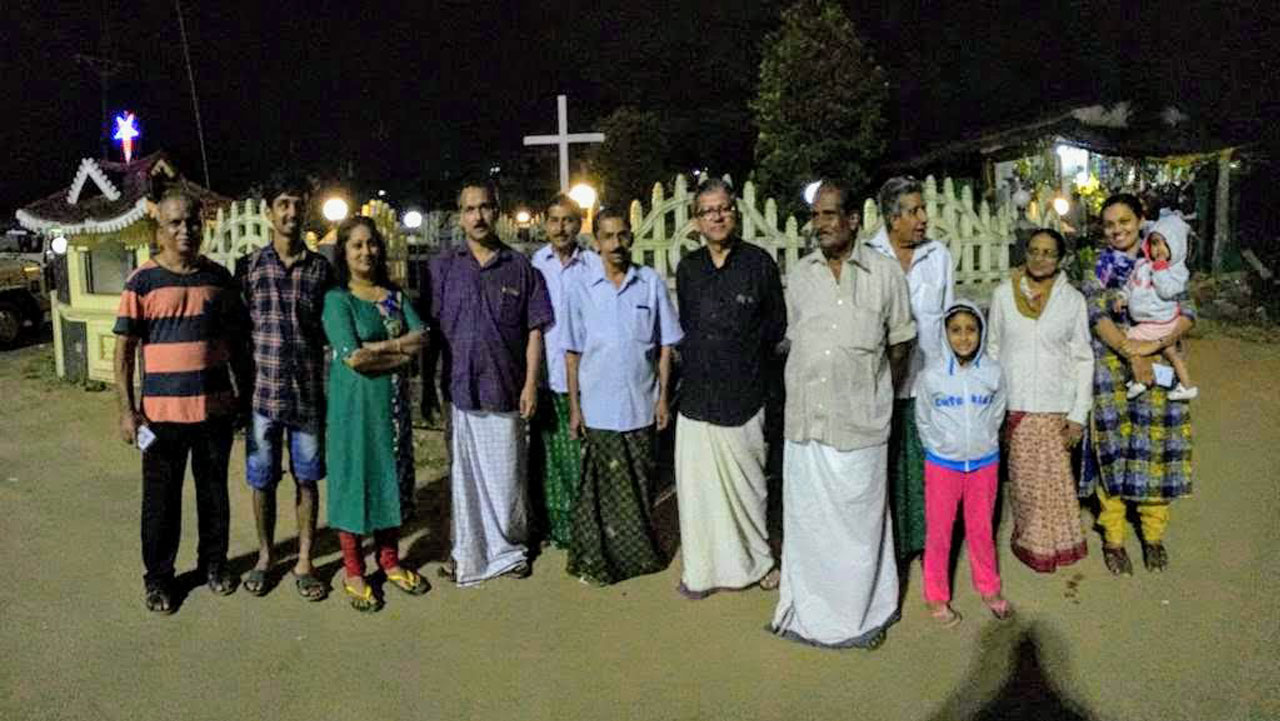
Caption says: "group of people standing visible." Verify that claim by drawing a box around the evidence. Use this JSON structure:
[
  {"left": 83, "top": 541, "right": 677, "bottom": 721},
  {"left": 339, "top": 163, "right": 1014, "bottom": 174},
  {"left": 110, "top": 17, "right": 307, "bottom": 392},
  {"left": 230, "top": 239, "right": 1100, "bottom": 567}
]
[{"left": 113, "top": 170, "right": 1196, "bottom": 650}]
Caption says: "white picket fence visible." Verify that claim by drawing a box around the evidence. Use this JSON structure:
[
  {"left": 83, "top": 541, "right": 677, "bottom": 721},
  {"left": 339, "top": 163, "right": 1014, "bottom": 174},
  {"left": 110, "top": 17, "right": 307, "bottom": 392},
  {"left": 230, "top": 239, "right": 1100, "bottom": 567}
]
[
  {"left": 203, "top": 198, "right": 408, "bottom": 283},
  {"left": 623, "top": 173, "right": 1063, "bottom": 298},
  {"left": 202, "top": 174, "right": 1063, "bottom": 299}
]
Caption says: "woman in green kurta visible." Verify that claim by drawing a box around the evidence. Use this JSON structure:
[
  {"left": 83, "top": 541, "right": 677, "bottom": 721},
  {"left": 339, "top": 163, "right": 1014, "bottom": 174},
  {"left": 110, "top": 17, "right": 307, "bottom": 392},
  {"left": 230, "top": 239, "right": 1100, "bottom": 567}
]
[{"left": 323, "top": 216, "right": 430, "bottom": 612}]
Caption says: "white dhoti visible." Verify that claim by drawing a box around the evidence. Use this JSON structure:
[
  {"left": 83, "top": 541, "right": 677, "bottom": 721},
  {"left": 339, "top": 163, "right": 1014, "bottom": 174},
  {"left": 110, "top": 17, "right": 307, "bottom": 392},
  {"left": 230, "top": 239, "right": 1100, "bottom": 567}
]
[
  {"left": 674, "top": 410, "right": 773, "bottom": 592},
  {"left": 771, "top": 440, "right": 899, "bottom": 648},
  {"left": 450, "top": 408, "right": 529, "bottom": 586}
]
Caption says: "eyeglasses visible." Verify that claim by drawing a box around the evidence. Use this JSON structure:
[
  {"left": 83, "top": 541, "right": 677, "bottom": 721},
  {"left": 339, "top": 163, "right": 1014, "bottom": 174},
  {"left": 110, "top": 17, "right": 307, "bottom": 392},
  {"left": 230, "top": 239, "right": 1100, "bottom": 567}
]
[
  {"left": 1026, "top": 249, "right": 1060, "bottom": 260},
  {"left": 696, "top": 205, "right": 735, "bottom": 219}
]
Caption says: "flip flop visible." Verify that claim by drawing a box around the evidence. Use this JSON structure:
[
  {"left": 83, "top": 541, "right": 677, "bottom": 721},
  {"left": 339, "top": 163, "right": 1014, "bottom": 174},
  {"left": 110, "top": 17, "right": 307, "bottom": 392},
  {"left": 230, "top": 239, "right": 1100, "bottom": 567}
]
[
  {"left": 983, "top": 597, "right": 1015, "bottom": 621},
  {"left": 342, "top": 580, "right": 383, "bottom": 613},
  {"left": 243, "top": 569, "right": 270, "bottom": 597},
  {"left": 293, "top": 573, "right": 328, "bottom": 602},
  {"left": 929, "top": 603, "right": 963, "bottom": 628},
  {"left": 385, "top": 568, "right": 430, "bottom": 596}
]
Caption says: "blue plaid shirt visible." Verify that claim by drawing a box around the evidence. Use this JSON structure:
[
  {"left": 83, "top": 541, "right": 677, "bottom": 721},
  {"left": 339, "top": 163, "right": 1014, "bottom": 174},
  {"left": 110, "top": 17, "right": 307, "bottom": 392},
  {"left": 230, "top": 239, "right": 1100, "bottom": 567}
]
[{"left": 238, "top": 245, "right": 334, "bottom": 430}]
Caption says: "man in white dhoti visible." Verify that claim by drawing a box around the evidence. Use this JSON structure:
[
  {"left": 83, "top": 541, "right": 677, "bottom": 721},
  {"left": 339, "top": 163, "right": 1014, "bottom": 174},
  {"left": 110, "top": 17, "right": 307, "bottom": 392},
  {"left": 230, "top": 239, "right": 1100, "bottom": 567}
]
[
  {"left": 674, "top": 177, "right": 787, "bottom": 598},
  {"left": 771, "top": 180, "right": 915, "bottom": 649},
  {"left": 429, "top": 180, "right": 553, "bottom": 586}
]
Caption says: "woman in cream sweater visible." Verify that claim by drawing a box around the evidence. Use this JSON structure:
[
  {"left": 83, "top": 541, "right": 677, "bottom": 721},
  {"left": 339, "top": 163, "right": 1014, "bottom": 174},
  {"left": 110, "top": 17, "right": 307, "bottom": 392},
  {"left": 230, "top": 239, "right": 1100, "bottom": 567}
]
[{"left": 986, "top": 228, "right": 1094, "bottom": 572}]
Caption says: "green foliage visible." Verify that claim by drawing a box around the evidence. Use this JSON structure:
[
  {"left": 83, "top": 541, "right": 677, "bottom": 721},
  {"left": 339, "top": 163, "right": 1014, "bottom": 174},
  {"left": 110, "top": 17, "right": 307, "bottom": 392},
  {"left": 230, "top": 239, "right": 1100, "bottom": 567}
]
[
  {"left": 751, "top": 0, "right": 889, "bottom": 215},
  {"left": 588, "top": 107, "right": 672, "bottom": 209}
]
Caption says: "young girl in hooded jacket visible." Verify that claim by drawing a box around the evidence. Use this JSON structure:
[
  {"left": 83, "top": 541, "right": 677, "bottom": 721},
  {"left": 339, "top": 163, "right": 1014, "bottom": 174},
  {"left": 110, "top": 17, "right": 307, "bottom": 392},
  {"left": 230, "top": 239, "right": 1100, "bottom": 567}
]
[
  {"left": 1115, "top": 212, "right": 1198, "bottom": 400},
  {"left": 914, "top": 300, "right": 1012, "bottom": 626}
]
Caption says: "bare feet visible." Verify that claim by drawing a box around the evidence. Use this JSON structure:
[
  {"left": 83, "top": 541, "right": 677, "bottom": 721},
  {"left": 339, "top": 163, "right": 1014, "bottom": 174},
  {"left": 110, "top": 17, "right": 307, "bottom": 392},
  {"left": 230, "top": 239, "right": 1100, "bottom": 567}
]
[{"left": 758, "top": 568, "right": 781, "bottom": 591}]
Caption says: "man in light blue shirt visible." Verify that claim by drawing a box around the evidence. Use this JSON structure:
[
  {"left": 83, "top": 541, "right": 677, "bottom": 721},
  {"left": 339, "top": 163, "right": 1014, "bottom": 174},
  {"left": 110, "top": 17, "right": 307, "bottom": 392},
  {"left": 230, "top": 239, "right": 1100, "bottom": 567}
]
[
  {"left": 563, "top": 208, "right": 682, "bottom": 585},
  {"left": 530, "top": 194, "right": 599, "bottom": 548}
]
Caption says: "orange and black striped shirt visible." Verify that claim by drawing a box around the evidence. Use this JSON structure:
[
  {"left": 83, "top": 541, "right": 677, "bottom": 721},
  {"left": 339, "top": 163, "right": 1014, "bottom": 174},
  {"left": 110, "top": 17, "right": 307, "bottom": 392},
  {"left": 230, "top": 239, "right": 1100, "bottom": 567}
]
[{"left": 114, "top": 257, "right": 245, "bottom": 423}]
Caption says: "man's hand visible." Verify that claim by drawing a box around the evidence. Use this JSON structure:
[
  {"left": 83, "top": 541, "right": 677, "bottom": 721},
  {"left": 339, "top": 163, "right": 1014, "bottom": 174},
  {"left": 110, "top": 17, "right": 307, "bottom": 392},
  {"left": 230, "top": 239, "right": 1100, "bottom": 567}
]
[
  {"left": 1062, "top": 419, "right": 1084, "bottom": 448},
  {"left": 119, "top": 411, "right": 141, "bottom": 446},
  {"left": 568, "top": 407, "right": 583, "bottom": 441},
  {"left": 519, "top": 382, "right": 538, "bottom": 420},
  {"left": 656, "top": 397, "right": 671, "bottom": 431}
]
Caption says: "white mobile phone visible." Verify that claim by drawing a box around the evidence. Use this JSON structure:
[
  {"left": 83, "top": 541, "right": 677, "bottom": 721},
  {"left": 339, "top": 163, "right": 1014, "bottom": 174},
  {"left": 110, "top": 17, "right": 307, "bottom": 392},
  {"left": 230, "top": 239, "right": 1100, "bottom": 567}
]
[{"left": 136, "top": 424, "right": 157, "bottom": 452}]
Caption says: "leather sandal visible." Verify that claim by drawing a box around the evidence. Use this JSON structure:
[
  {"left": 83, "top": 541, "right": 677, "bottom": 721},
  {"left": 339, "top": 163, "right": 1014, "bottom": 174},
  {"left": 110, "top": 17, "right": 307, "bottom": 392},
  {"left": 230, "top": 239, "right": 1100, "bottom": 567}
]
[
  {"left": 145, "top": 585, "right": 175, "bottom": 615},
  {"left": 1103, "top": 544, "right": 1133, "bottom": 577},
  {"left": 1142, "top": 542, "right": 1168, "bottom": 573},
  {"left": 206, "top": 565, "right": 237, "bottom": 596}
]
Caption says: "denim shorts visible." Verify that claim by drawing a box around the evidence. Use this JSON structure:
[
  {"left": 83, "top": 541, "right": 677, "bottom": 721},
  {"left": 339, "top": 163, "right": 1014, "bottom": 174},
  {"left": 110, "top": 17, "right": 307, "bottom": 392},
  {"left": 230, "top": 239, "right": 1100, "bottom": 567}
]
[{"left": 245, "top": 413, "right": 325, "bottom": 490}]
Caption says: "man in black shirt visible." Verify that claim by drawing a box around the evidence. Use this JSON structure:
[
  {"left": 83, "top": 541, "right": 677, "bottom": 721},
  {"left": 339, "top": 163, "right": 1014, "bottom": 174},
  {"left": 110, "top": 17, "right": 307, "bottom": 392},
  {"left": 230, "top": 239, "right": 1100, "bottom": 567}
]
[{"left": 673, "top": 177, "right": 786, "bottom": 599}]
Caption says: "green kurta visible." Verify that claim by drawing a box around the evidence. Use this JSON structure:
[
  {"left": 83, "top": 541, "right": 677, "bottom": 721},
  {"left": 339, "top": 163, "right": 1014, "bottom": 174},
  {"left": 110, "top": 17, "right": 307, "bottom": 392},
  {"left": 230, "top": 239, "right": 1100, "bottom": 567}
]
[{"left": 322, "top": 288, "right": 424, "bottom": 534}]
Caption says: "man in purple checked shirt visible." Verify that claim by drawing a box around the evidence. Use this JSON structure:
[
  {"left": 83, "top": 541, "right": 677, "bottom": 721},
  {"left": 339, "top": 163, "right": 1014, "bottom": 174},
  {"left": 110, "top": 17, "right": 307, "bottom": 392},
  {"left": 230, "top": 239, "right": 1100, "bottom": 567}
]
[{"left": 428, "top": 180, "right": 553, "bottom": 586}]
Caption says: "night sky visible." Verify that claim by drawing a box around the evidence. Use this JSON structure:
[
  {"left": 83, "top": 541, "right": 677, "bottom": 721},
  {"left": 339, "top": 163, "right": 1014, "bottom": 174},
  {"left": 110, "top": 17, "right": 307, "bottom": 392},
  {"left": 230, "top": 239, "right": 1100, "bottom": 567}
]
[{"left": 3, "top": 0, "right": 1275, "bottom": 217}]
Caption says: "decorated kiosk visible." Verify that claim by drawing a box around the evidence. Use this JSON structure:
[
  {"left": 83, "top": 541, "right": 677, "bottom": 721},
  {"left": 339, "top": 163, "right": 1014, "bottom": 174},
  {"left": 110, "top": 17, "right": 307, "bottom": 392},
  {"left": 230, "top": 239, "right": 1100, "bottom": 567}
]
[{"left": 15, "top": 152, "right": 230, "bottom": 383}]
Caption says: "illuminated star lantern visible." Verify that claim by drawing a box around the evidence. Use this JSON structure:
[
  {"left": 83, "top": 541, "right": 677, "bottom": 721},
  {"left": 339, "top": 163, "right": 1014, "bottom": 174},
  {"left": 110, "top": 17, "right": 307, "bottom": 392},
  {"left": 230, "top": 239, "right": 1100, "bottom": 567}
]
[{"left": 113, "top": 112, "right": 140, "bottom": 163}]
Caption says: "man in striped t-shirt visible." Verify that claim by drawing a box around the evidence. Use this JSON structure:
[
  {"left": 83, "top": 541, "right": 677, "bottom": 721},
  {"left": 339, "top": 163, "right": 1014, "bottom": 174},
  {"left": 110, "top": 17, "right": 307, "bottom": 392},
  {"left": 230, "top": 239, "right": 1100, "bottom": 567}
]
[{"left": 113, "top": 189, "right": 251, "bottom": 615}]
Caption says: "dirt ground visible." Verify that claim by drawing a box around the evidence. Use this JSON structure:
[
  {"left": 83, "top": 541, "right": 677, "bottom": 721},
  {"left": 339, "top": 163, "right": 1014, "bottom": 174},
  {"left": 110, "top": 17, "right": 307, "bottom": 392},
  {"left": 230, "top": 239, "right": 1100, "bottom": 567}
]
[{"left": 1, "top": 333, "right": 1277, "bottom": 721}]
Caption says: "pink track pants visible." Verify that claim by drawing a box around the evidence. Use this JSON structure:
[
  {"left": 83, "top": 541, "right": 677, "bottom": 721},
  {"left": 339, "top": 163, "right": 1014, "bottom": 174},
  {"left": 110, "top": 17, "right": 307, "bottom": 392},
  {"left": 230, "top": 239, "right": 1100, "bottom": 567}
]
[{"left": 923, "top": 459, "right": 1001, "bottom": 604}]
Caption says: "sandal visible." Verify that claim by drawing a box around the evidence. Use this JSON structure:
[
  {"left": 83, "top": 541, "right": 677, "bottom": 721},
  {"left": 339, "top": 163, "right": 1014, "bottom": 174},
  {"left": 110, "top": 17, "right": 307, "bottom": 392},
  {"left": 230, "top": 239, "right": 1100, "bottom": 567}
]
[
  {"left": 342, "top": 580, "right": 383, "bottom": 613},
  {"left": 1142, "top": 542, "right": 1168, "bottom": 573},
  {"left": 758, "top": 568, "right": 781, "bottom": 591},
  {"left": 1103, "top": 544, "right": 1133, "bottom": 577},
  {"left": 293, "top": 572, "right": 328, "bottom": 602},
  {"left": 243, "top": 568, "right": 270, "bottom": 597},
  {"left": 982, "top": 596, "right": 1015, "bottom": 621},
  {"left": 145, "top": 585, "right": 175, "bottom": 615},
  {"left": 929, "top": 603, "right": 963, "bottom": 628},
  {"left": 385, "top": 568, "right": 431, "bottom": 596},
  {"left": 206, "top": 565, "right": 237, "bottom": 596}
]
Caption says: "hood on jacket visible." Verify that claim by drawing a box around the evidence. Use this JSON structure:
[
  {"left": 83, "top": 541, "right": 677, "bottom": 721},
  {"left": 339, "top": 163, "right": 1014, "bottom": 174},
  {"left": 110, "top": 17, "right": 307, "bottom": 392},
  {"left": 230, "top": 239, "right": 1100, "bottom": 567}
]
[
  {"left": 1145, "top": 212, "right": 1190, "bottom": 267},
  {"left": 940, "top": 298, "right": 988, "bottom": 374}
]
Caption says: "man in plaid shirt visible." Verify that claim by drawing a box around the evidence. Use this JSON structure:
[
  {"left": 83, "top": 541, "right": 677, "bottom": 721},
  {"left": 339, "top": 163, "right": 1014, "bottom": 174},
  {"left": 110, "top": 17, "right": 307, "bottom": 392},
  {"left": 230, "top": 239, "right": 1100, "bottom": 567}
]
[{"left": 236, "top": 171, "right": 334, "bottom": 601}]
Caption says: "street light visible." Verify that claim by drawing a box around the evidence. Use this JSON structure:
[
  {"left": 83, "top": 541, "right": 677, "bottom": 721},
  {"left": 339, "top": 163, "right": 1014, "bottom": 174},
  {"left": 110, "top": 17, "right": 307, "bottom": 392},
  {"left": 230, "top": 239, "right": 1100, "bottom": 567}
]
[
  {"left": 568, "top": 183, "right": 597, "bottom": 210},
  {"left": 50, "top": 235, "right": 68, "bottom": 256},
  {"left": 402, "top": 210, "right": 423, "bottom": 229},
  {"left": 568, "top": 183, "right": 598, "bottom": 233},
  {"left": 322, "top": 197, "right": 350, "bottom": 223},
  {"left": 803, "top": 180, "right": 822, "bottom": 206}
]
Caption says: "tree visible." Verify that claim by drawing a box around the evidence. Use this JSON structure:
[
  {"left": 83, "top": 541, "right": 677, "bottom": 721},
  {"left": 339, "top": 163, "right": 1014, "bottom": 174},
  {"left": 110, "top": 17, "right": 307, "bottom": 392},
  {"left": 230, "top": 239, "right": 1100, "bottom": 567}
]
[
  {"left": 588, "top": 107, "right": 672, "bottom": 209},
  {"left": 752, "top": 0, "right": 889, "bottom": 215}
]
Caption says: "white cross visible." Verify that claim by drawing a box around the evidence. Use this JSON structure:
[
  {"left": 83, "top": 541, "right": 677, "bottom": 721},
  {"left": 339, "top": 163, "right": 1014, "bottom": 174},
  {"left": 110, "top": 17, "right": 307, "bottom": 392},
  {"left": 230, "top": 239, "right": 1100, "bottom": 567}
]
[{"left": 523, "top": 94, "right": 605, "bottom": 192}]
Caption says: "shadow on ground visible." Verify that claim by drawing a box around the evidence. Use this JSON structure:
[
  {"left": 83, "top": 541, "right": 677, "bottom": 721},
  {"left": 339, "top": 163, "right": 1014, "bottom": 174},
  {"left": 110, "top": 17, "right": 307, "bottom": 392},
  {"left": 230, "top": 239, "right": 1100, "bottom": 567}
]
[{"left": 929, "top": 620, "right": 1098, "bottom": 721}]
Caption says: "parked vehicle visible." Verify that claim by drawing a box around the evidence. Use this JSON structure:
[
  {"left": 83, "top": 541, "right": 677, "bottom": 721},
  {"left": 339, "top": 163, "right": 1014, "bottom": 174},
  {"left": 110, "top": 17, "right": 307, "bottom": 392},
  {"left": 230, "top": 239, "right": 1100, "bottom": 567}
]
[{"left": 0, "top": 257, "right": 51, "bottom": 347}]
